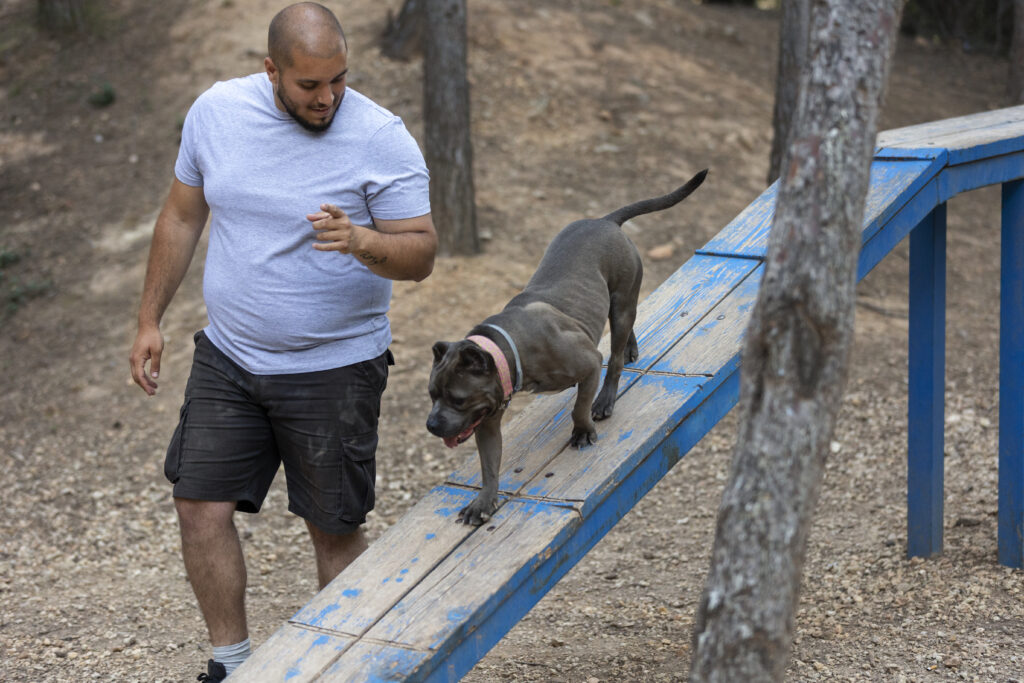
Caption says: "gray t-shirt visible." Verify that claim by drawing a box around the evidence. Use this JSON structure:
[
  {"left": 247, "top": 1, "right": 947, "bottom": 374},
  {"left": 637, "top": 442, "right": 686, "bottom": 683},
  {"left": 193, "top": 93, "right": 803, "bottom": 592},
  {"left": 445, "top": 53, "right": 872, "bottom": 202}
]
[{"left": 175, "top": 73, "right": 430, "bottom": 374}]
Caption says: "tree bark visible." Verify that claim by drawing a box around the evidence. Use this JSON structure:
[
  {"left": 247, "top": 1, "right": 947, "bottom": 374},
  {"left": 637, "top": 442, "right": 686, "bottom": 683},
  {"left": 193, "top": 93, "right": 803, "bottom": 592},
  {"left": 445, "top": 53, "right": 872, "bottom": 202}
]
[
  {"left": 380, "top": 0, "right": 424, "bottom": 62},
  {"left": 689, "top": 1, "right": 905, "bottom": 681},
  {"left": 1009, "top": 0, "right": 1024, "bottom": 103},
  {"left": 767, "top": 0, "right": 810, "bottom": 185},
  {"left": 423, "top": 0, "right": 479, "bottom": 256}
]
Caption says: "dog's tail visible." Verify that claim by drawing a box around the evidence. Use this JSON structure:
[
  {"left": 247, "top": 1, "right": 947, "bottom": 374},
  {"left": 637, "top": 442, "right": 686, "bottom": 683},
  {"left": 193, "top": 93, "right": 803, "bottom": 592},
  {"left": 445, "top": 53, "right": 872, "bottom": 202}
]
[{"left": 602, "top": 169, "right": 708, "bottom": 226}]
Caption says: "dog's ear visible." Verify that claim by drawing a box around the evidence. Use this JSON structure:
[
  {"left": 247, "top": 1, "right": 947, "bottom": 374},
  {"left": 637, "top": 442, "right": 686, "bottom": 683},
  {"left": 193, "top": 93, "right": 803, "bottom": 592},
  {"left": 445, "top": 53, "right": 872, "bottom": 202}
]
[
  {"left": 458, "top": 343, "right": 495, "bottom": 374},
  {"left": 431, "top": 341, "right": 450, "bottom": 364}
]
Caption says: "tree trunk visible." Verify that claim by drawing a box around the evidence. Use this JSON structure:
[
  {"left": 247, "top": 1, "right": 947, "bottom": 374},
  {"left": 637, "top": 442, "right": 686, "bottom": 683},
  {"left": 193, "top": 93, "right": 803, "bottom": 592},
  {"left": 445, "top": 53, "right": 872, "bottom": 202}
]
[
  {"left": 37, "top": 0, "right": 87, "bottom": 32},
  {"left": 380, "top": 0, "right": 424, "bottom": 62},
  {"left": 423, "top": 0, "right": 479, "bottom": 256},
  {"left": 1010, "top": 0, "right": 1024, "bottom": 103},
  {"left": 689, "top": 1, "right": 905, "bottom": 681},
  {"left": 767, "top": 0, "right": 810, "bottom": 185}
]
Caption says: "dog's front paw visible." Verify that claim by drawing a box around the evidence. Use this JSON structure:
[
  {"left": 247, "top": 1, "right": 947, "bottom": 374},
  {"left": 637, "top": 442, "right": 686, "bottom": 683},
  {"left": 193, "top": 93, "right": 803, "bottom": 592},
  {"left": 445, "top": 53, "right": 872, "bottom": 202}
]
[
  {"left": 570, "top": 425, "right": 598, "bottom": 448},
  {"left": 457, "top": 495, "right": 497, "bottom": 526}
]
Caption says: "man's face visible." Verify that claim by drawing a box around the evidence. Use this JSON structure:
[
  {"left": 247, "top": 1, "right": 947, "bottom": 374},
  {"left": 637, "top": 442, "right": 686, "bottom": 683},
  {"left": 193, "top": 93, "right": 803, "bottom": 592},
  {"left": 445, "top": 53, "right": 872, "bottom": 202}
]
[{"left": 266, "top": 50, "right": 347, "bottom": 133}]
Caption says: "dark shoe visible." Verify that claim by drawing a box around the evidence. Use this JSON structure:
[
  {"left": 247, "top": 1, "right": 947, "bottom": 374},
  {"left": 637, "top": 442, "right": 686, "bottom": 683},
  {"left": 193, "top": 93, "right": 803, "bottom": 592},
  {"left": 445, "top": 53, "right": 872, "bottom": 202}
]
[{"left": 197, "top": 659, "right": 227, "bottom": 682}]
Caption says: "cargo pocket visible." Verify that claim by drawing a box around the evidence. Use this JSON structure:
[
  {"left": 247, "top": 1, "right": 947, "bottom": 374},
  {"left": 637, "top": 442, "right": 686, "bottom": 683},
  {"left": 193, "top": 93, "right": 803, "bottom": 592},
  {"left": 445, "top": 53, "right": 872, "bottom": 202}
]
[
  {"left": 338, "top": 433, "right": 377, "bottom": 525},
  {"left": 163, "top": 400, "right": 190, "bottom": 484}
]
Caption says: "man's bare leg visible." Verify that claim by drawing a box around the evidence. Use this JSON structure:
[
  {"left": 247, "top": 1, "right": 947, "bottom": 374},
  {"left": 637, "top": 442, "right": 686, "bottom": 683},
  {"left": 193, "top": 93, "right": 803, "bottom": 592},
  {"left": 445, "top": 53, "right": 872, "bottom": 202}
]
[
  {"left": 305, "top": 520, "right": 368, "bottom": 589},
  {"left": 175, "top": 498, "right": 248, "bottom": 645}
]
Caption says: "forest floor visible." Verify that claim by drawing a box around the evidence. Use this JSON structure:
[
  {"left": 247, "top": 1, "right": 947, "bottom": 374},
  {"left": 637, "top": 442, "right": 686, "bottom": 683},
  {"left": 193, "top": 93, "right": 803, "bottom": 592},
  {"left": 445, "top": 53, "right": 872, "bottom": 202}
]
[{"left": 0, "top": 0, "right": 1021, "bottom": 681}]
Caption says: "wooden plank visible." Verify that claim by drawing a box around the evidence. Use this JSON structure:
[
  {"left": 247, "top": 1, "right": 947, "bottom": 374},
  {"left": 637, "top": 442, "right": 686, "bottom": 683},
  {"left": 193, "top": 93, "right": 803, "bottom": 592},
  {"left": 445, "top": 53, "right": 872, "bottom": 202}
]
[
  {"left": 858, "top": 178, "right": 940, "bottom": 280},
  {"left": 876, "top": 105, "right": 1024, "bottom": 164},
  {"left": 695, "top": 183, "right": 776, "bottom": 259},
  {"left": 363, "top": 499, "right": 579, "bottom": 650},
  {"left": 907, "top": 204, "right": 947, "bottom": 559},
  {"left": 290, "top": 486, "right": 480, "bottom": 635},
  {"left": 317, "top": 641, "right": 430, "bottom": 682},
  {"left": 612, "top": 254, "right": 760, "bottom": 371},
  {"left": 1000, "top": 179, "right": 1024, "bottom": 569},
  {"left": 649, "top": 264, "right": 762, "bottom": 376},
  {"left": 699, "top": 160, "right": 938, "bottom": 259},
  {"left": 520, "top": 373, "right": 708, "bottom": 509},
  {"left": 939, "top": 149, "right": 1024, "bottom": 201},
  {"left": 229, "top": 623, "right": 353, "bottom": 682}
]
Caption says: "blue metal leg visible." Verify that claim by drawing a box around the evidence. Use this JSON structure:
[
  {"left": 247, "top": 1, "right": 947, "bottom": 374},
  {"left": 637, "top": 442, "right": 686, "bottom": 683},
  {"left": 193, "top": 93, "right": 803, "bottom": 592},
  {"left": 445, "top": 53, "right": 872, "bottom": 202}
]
[
  {"left": 1000, "top": 180, "right": 1024, "bottom": 568},
  {"left": 907, "top": 203, "right": 946, "bottom": 558}
]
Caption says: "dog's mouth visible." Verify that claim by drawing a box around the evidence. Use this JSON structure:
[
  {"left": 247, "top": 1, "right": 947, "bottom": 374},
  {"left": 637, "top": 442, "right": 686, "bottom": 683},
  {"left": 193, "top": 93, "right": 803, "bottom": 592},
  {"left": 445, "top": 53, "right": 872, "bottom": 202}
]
[{"left": 442, "top": 413, "right": 485, "bottom": 449}]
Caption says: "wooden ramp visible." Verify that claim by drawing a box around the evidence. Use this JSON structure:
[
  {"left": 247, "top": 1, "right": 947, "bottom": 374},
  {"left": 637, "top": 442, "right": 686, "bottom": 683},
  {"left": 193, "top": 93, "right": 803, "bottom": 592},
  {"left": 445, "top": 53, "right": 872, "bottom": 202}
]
[{"left": 233, "top": 106, "right": 1024, "bottom": 681}]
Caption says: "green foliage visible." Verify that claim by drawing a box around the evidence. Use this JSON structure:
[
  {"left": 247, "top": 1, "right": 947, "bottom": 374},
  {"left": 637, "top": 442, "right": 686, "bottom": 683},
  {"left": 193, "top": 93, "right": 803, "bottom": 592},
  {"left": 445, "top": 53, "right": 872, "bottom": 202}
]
[{"left": 87, "top": 81, "right": 116, "bottom": 108}]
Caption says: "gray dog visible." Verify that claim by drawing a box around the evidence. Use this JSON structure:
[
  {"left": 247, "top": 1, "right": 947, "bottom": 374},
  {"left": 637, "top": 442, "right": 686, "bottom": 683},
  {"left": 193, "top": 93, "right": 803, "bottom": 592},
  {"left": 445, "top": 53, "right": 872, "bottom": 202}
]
[{"left": 427, "top": 170, "right": 708, "bottom": 525}]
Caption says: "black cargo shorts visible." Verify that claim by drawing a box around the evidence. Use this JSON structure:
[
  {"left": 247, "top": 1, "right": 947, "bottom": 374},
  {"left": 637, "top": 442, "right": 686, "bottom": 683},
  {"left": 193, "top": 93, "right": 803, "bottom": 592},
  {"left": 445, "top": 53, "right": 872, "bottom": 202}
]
[{"left": 164, "top": 331, "right": 392, "bottom": 534}]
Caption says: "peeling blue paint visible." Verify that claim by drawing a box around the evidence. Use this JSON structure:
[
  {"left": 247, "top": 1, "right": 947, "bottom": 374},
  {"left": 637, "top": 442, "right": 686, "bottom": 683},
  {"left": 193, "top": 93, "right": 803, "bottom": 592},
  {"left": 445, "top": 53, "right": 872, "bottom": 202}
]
[
  {"left": 342, "top": 588, "right": 360, "bottom": 598},
  {"left": 285, "top": 666, "right": 300, "bottom": 679},
  {"left": 425, "top": 533, "right": 436, "bottom": 540},
  {"left": 309, "top": 603, "right": 339, "bottom": 625}
]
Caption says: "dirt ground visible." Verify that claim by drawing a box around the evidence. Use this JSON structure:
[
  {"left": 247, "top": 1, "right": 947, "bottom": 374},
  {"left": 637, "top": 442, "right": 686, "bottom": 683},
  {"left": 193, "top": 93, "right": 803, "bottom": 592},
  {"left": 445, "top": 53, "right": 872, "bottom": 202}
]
[{"left": 0, "top": 0, "right": 1021, "bottom": 681}]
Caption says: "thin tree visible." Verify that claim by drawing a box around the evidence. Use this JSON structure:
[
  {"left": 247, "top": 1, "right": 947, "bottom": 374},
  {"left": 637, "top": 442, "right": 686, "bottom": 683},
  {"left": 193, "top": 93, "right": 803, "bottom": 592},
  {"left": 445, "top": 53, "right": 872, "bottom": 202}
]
[
  {"left": 689, "top": 1, "right": 906, "bottom": 681},
  {"left": 382, "top": 0, "right": 479, "bottom": 255},
  {"left": 767, "top": 0, "right": 810, "bottom": 185},
  {"left": 1010, "top": 0, "right": 1024, "bottom": 103},
  {"left": 423, "top": 0, "right": 478, "bottom": 256}
]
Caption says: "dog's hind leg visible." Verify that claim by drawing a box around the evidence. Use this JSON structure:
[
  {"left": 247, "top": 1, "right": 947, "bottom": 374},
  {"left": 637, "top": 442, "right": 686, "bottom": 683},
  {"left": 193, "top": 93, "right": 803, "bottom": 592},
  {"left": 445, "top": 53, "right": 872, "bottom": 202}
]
[{"left": 592, "top": 287, "right": 640, "bottom": 420}]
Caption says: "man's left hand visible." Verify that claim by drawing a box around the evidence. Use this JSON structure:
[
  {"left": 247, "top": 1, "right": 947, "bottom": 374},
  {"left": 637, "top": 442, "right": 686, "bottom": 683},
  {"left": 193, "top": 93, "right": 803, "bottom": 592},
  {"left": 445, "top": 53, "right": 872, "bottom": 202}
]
[{"left": 308, "top": 203, "right": 363, "bottom": 254}]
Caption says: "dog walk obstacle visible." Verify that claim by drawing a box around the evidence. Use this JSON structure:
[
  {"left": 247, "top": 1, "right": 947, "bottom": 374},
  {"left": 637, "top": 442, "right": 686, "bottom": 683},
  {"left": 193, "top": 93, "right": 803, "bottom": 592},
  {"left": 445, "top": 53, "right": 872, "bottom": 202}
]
[{"left": 234, "top": 106, "right": 1024, "bottom": 681}]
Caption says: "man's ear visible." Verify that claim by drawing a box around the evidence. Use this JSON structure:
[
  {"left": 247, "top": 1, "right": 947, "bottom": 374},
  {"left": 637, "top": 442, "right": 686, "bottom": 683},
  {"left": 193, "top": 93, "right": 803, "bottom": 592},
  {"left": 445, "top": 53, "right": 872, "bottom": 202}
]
[{"left": 265, "top": 56, "right": 278, "bottom": 85}]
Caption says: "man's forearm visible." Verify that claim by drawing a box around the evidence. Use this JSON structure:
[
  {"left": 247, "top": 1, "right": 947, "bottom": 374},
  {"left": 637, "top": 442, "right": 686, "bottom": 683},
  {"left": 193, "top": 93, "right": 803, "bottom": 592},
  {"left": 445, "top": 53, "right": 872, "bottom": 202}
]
[
  {"left": 137, "top": 212, "right": 205, "bottom": 328},
  {"left": 351, "top": 226, "right": 437, "bottom": 282}
]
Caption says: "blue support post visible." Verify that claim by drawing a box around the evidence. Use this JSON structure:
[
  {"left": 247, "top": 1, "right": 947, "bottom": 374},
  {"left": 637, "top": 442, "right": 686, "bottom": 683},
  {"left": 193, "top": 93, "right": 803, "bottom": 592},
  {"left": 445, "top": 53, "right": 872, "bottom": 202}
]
[
  {"left": 907, "top": 203, "right": 946, "bottom": 558},
  {"left": 1000, "top": 179, "right": 1024, "bottom": 568}
]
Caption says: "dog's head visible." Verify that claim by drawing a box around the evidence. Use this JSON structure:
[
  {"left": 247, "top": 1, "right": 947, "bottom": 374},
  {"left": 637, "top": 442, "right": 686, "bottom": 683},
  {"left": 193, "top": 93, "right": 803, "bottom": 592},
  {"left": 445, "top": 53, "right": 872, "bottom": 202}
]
[{"left": 426, "top": 340, "right": 506, "bottom": 447}]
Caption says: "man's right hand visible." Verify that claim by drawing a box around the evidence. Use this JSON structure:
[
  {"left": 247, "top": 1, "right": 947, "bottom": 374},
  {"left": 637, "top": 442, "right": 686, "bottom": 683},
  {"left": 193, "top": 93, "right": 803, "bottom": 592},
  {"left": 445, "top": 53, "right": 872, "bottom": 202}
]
[{"left": 130, "top": 325, "right": 164, "bottom": 396}]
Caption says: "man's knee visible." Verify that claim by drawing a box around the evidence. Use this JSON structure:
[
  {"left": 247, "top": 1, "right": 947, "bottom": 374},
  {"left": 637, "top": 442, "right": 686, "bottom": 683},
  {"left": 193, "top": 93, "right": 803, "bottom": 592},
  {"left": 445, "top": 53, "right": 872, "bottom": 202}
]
[{"left": 175, "top": 498, "right": 237, "bottom": 538}]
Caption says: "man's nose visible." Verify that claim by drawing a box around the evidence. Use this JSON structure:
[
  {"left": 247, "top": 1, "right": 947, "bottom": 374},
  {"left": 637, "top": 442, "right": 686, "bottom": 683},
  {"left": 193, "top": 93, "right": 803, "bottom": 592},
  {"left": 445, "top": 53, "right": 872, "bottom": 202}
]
[{"left": 315, "top": 85, "right": 334, "bottom": 106}]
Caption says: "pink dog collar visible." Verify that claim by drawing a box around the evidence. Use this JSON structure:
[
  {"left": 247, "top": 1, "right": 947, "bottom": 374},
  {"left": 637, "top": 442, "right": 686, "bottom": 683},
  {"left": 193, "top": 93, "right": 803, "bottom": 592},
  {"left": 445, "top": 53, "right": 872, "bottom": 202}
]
[{"left": 467, "top": 334, "right": 514, "bottom": 401}]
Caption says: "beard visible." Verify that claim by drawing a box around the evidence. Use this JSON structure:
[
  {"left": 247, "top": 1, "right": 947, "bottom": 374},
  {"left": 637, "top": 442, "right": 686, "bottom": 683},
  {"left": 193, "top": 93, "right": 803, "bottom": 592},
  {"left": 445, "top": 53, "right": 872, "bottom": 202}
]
[{"left": 276, "top": 84, "right": 341, "bottom": 133}]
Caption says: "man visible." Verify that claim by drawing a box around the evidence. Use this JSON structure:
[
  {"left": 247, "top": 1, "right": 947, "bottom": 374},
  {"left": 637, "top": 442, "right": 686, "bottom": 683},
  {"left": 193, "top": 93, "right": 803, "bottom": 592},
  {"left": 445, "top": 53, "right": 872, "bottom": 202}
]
[{"left": 128, "top": 3, "right": 436, "bottom": 680}]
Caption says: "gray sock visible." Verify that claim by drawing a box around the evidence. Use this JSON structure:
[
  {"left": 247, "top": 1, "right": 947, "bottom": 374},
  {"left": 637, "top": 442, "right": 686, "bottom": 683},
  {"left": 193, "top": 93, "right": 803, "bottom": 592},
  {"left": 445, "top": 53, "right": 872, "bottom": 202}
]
[{"left": 212, "top": 638, "right": 251, "bottom": 676}]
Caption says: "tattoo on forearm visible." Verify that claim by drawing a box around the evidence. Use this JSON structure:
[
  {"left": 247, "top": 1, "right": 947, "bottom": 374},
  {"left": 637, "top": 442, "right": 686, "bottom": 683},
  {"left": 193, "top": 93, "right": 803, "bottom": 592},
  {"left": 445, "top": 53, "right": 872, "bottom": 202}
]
[{"left": 358, "top": 251, "right": 388, "bottom": 266}]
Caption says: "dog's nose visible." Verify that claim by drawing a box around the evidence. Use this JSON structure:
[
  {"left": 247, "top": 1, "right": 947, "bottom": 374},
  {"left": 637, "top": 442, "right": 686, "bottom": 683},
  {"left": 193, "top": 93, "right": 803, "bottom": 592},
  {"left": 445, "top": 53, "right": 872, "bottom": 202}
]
[{"left": 426, "top": 415, "right": 443, "bottom": 436}]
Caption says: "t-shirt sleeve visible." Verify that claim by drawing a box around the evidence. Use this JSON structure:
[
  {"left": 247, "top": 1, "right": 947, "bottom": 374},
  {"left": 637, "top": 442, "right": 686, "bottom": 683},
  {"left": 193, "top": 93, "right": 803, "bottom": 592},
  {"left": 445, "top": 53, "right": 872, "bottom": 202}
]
[
  {"left": 363, "top": 118, "right": 431, "bottom": 221},
  {"left": 174, "top": 98, "right": 205, "bottom": 188}
]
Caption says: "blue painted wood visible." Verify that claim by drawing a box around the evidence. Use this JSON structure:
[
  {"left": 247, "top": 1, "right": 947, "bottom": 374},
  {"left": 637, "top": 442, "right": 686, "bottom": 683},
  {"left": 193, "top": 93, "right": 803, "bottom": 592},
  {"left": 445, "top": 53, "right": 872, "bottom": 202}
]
[
  {"left": 876, "top": 105, "right": 1024, "bottom": 164},
  {"left": 858, "top": 178, "right": 940, "bottom": 280},
  {"left": 698, "top": 158, "right": 941, "bottom": 260},
  {"left": 1000, "top": 179, "right": 1024, "bottom": 568},
  {"left": 907, "top": 204, "right": 947, "bottom": 558},
  {"left": 939, "top": 150, "right": 1024, "bottom": 201}
]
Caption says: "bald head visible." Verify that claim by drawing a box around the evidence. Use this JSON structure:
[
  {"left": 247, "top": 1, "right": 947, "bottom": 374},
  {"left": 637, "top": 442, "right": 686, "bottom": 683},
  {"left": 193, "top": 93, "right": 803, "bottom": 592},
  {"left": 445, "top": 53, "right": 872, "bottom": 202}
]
[{"left": 268, "top": 2, "right": 347, "bottom": 70}]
